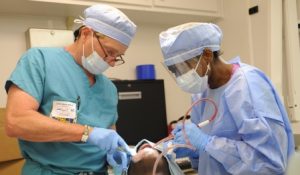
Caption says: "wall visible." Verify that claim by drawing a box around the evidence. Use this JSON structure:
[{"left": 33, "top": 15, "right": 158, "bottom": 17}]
[
  {"left": 216, "top": 0, "right": 251, "bottom": 63},
  {"left": 283, "top": 0, "right": 300, "bottom": 121},
  {"left": 0, "top": 14, "right": 191, "bottom": 123},
  {"left": 0, "top": 14, "right": 67, "bottom": 106},
  {"left": 269, "top": 0, "right": 283, "bottom": 97},
  {"left": 218, "top": 0, "right": 284, "bottom": 98},
  {"left": 247, "top": 0, "right": 283, "bottom": 97}
]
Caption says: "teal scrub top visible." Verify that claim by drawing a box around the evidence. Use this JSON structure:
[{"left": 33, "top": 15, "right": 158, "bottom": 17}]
[{"left": 5, "top": 47, "right": 118, "bottom": 174}]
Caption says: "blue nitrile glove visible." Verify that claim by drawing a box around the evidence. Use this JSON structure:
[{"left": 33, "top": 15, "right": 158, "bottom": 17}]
[
  {"left": 107, "top": 151, "right": 131, "bottom": 175},
  {"left": 173, "top": 147, "right": 199, "bottom": 158},
  {"left": 172, "top": 123, "right": 211, "bottom": 152},
  {"left": 189, "top": 155, "right": 199, "bottom": 169},
  {"left": 160, "top": 137, "right": 197, "bottom": 159},
  {"left": 88, "top": 127, "right": 131, "bottom": 172}
]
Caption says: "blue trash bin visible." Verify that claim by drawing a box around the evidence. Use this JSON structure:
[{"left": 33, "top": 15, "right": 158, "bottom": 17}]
[{"left": 136, "top": 64, "right": 156, "bottom": 80}]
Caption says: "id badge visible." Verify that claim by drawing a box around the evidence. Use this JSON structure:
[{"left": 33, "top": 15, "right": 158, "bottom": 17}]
[{"left": 50, "top": 101, "right": 77, "bottom": 123}]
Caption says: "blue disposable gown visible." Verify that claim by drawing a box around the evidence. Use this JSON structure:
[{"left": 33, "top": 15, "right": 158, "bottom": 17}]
[
  {"left": 5, "top": 48, "right": 118, "bottom": 175},
  {"left": 190, "top": 57, "right": 295, "bottom": 175}
]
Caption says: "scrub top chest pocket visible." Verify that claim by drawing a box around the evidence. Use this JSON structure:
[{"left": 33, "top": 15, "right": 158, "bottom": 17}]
[{"left": 50, "top": 100, "right": 77, "bottom": 123}]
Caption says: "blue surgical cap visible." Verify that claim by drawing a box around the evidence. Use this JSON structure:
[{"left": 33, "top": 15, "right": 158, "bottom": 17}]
[
  {"left": 159, "top": 22, "right": 222, "bottom": 66},
  {"left": 75, "top": 4, "right": 137, "bottom": 46}
]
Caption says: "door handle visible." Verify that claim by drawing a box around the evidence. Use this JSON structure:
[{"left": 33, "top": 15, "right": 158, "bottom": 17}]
[{"left": 118, "top": 91, "right": 142, "bottom": 100}]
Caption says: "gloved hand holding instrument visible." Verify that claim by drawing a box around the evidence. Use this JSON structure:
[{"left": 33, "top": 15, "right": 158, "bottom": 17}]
[
  {"left": 151, "top": 98, "right": 218, "bottom": 175},
  {"left": 172, "top": 122, "right": 211, "bottom": 152},
  {"left": 171, "top": 98, "right": 217, "bottom": 156},
  {"left": 87, "top": 127, "right": 131, "bottom": 174}
]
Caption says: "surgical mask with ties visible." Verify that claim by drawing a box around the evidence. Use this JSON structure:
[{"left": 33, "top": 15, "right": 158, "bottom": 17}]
[
  {"left": 81, "top": 34, "right": 109, "bottom": 75},
  {"left": 176, "top": 56, "right": 209, "bottom": 94}
]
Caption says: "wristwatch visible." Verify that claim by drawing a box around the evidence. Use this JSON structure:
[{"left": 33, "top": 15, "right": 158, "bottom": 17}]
[{"left": 81, "top": 125, "right": 90, "bottom": 142}]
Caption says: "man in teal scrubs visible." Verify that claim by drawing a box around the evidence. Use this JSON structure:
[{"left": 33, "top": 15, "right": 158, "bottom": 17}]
[{"left": 4, "top": 4, "right": 136, "bottom": 175}]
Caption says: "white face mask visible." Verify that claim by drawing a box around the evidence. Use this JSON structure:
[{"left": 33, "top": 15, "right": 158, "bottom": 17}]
[
  {"left": 176, "top": 57, "right": 209, "bottom": 94},
  {"left": 81, "top": 34, "right": 109, "bottom": 75}
]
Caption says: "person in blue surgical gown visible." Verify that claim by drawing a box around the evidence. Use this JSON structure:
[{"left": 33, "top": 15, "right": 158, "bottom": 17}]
[
  {"left": 159, "top": 22, "right": 295, "bottom": 175},
  {"left": 4, "top": 4, "right": 136, "bottom": 175}
]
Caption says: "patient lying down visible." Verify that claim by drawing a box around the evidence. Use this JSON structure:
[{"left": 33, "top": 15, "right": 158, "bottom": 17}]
[
  {"left": 125, "top": 139, "right": 185, "bottom": 175},
  {"left": 127, "top": 143, "right": 171, "bottom": 175}
]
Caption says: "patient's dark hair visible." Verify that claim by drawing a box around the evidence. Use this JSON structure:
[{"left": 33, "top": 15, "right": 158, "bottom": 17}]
[{"left": 127, "top": 145, "right": 171, "bottom": 175}]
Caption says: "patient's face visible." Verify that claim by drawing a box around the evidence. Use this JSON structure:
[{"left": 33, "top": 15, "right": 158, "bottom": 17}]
[{"left": 127, "top": 145, "right": 171, "bottom": 175}]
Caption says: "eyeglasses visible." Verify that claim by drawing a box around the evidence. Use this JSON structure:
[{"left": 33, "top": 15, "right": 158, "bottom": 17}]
[{"left": 95, "top": 34, "right": 125, "bottom": 66}]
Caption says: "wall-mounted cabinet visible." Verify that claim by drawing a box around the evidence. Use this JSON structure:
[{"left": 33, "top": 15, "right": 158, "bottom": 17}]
[
  {"left": 93, "top": 0, "right": 152, "bottom": 7},
  {"left": 90, "top": 0, "right": 223, "bottom": 17},
  {"left": 49, "top": 0, "right": 222, "bottom": 14},
  {"left": 0, "top": 0, "right": 223, "bottom": 25},
  {"left": 153, "top": 0, "right": 219, "bottom": 13}
]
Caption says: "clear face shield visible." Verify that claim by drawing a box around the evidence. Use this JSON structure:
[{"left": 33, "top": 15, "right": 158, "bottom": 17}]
[
  {"left": 163, "top": 54, "right": 209, "bottom": 94},
  {"left": 164, "top": 56, "right": 201, "bottom": 80}
]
